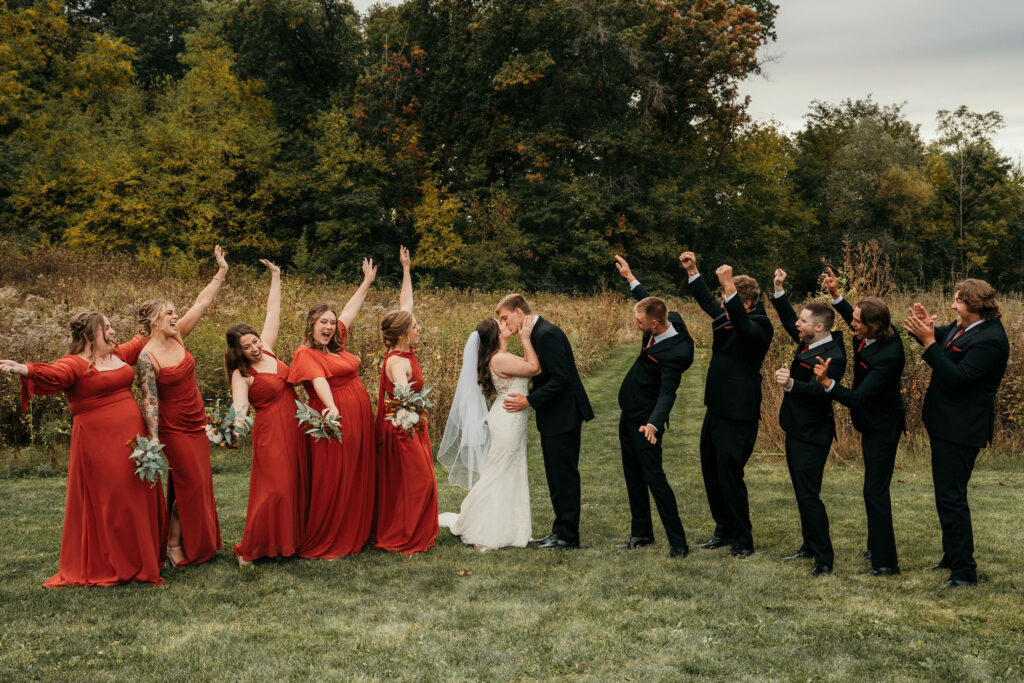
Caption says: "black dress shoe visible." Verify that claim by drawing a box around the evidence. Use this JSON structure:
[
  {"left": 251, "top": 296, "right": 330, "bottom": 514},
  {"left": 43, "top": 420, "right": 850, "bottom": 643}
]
[
  {"left": 540, "top": 537, "right": 579, "bottom": 550},
  {"left": 697, "top": 536, "right": 728, "bottom": 550},
  {"left": 810, "top": 562, "right": 832, "bottom": 576},
  {"left": 532, "top": 533, "right": 558, "bottom": 545},
  {"left": 866, "top": 566, "right": 901, "bottom": 577},
  {"left": 783, "top": 550, "right": 813, "bottom": 561},
  {"left": 729, "top": 546, "right": 754, "bottom": 559},
  {"left": 668, "top": 545, "right": 689, "bottom": 559},
  {"left": 616, "top": 536, "right": 654, "bottom": 550},
  {"left": 943, "top": 578, "right": 977, "bottom": 589}
]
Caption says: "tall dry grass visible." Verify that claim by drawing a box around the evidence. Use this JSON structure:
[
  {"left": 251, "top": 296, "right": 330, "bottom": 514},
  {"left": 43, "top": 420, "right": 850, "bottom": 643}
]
[{"left": 0, "top": 245, "right": 634, "bottom": 469}]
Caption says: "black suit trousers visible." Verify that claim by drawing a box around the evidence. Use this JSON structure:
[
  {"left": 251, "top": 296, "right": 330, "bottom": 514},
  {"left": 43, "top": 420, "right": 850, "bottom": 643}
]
[
  {"left": 784, "top": 434, "right": 834, "bottom": 566},
  {"left": 930, "top": 436, "right": 980, "bottom": 582},
  {"left": 699, "top": 412, "right": 758, "bottom": 550},
  {"left": 540, "top": 426, "right": 582, "bottom": 544},
  {"left": 861, "top": 435, "right": 899, "bottom": 569},
  {"left": 619, "top": 415, "right": 686, "bottom": 548}
]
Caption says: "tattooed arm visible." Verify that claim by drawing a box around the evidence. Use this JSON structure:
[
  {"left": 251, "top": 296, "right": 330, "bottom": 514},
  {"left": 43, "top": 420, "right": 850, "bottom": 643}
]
[{"left": 137, "top": 351, "right": 160, "bottom": 440}]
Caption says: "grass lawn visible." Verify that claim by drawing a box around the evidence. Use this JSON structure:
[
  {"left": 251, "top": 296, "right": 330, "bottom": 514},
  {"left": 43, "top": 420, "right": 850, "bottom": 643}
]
[{"left": 2, "top": 347, "right": 1023, "bottom": 680}]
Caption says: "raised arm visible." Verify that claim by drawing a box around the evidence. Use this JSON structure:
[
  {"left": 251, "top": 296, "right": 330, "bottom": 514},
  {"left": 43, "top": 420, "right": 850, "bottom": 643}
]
[
  {"left": 398, "top": 246, "right": 413, "bottom": 313},
  {"left": 822, "top": 267, "right": 854, "bottom": 329},
  {"left": 338, "top": 258, "right": 377, "bottom": 331},
  {"left": 614, "top": 255, "right": 651, "bottom": 302},
  {"left": 136, "top": 351, "right": 160, "bottom": 440},
  {"left": 258, "top": 259, "right": 282, "bottom": 351},
  {"left": 681, "top": 251, "right": 725, "bottom": 320},
  {"left": 768, "top": 269, "right": 800, "bottom": 343},
  {"left": 177, "top": 246, "right": 229, "bottom": 340}
]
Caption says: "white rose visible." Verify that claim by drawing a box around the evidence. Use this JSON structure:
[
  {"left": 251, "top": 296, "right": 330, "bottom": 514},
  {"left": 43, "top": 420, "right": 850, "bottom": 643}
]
[
  {"left": 396, "top": 408, "right": 410, "bottom": 422},
  {"left": 407, "top": 412, "right": 420, "bottom": 425},
  {"left": 210, "top": 431, "right": 224, "bottom": 444}
]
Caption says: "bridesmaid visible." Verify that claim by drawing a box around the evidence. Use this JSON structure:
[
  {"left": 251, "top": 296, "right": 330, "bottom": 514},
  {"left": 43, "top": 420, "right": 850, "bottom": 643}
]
[
  {"left": 117, "top": 246, "right": 229, "bottom": 568},
  {"left": 225, "top": 259, "right": 309, "bottom": 566},
  {"left": 374, "top": 247, "right": 439, "bottom": 554},
  {"left": 287, "top": 258, "right": 377, "bottom": 558},
  {"left": 2, "top": 313, "right": 166, "bottom": 587}
]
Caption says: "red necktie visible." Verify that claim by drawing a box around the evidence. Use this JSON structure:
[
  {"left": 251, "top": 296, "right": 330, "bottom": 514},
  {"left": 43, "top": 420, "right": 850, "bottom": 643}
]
[
  {"left": 645, "top": 336, "right": 655, "bottom": 349},
  {"left": 800, "top": 345, "right": 808, "bottom": 353},
  {"left": 857, "top": 339, "right": 866, "bottom": 352},
  {"left": 945, "top": 328, "right": 965, "bottom": 349}
]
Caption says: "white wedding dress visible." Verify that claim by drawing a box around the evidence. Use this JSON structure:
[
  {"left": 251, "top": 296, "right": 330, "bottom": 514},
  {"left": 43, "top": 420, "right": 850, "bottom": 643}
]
[{"left": 439, "top": 372, "right": 531, "bottom": 549}]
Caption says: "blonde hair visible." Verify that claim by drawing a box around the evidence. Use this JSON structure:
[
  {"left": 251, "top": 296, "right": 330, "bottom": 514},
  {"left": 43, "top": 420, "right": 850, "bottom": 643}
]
[
  {"left": 496, "top": 293, "right": 532, "bottom": 315},
  {"left": 733, "top": 276, "right": 761, "bottom": 305},
  {"left": 137, "top": 298, "right": 172, "bottom": 336},
  {"left": 634, "top": 296, "right": 668, "bottom": 325},
  {"left": 381, "top": 310, "right": 415, "bottom": 349},
  {"left": 69, "top": 311, "right": 106, "bottom": 370}
]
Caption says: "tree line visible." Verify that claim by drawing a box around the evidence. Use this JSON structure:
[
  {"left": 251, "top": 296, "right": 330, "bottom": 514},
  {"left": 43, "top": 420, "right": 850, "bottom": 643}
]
[{"left": 2, "top": 0, "right": 1022, "bottom": 294}]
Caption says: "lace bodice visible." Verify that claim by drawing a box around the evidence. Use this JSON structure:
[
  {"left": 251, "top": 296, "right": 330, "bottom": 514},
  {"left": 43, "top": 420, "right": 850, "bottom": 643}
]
[{"left": 491, "top": 371, "right": 528, "bottom": 399}]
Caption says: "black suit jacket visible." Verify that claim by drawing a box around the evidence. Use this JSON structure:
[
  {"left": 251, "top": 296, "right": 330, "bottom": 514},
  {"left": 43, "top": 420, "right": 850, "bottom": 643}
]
[
  {"left": 527, "top": 316, "right": 595, "bottom": 436},
  {"left": 828, "top": 298, "right": 906, "bottom": 443},
  {"left": 617, "top": 283, "right": 695, "bottom": 433},
  {"left": 687, "top": 274, "right": 773, "bottom": 423},
  {"left": 918, "top": 318, "right": 1009, "bottom": 448},
  {"left": 771, "top": 292, "right": 847, "bottom": 447}
]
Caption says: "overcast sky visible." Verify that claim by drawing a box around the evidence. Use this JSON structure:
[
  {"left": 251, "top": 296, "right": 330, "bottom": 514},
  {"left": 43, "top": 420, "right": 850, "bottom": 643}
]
[{"left": 350, "top": 0, "right": 1024, "bottom": 164}]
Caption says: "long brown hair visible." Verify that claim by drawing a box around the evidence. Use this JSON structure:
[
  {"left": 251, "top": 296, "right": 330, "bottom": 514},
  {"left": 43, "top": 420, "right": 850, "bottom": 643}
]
[
  {"left": 69, "top": 311, "right": 106, "bottom": 370},
  {"left": 224, "top": 323, "right": 260, "bottom": 380},
  {"left": 303, "top": 303, "right": 344, "bottom": 353},
  {"left": 955, "top": 278, "right": 1001, "bottom": 320},
  {"left": 857, "top": 297, "right": 895, "bottom": 341},
  {"left": 475, "top": 318, "right": 501, "bottom": 399},
  {"left": 381, "top": 310, "right": 415, "bottom": 350}
]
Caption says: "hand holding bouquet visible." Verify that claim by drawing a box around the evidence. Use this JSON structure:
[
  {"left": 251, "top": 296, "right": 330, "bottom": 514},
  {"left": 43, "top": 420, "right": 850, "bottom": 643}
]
[
  {"left": 205, "top": 399, "right": 254, "bottom": 449},
  {"left": 384, "top": 384, "right": 435, "bottom": 439},
  {"left": 127, "top": 435, "right": 169, "bottom": 487},
  {"left": 295, "top": 401, "right": 343, "bottom": 442}
]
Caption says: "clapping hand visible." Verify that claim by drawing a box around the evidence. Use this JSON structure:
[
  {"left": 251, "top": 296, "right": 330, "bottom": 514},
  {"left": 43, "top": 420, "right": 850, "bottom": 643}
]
[
  {"left": 903, "top": 303, "right": 937, "bottom": 345},
  {"left": 813, "top": 356, "right": 832, "bottom": 389},
  {"left": 361, "top": 258, "right": 378, "bottom": 284},
  {"left": 614, "top": 255, "right": 634, "bottom": 282},
  {"left": 773, "top": 268, "right": 787, "bottom": 293},
  {"left": 400, "top": 245, "right": 412, "bottom": 270},
  {"left": 259, "top": 259, "right": 280, "bottom": 275},
  {"left": 774, "top": 367, "right": 793, "bottom": 390},
  {"left": 821, "top": 267, "right": 840, "bottom": 299}
]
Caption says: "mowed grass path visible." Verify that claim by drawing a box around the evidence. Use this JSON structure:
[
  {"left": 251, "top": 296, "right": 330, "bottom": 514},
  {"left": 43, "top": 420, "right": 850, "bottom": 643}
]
[{"left": 2, "top": 348, "right": 1023, "bottom": 680}]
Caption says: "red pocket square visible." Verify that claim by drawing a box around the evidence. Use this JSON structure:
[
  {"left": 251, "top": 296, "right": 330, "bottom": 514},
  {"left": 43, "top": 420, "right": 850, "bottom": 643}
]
[
  {"left": 799, "top": 362, "right": 811, "bottom": 369},
  {"left": 647, "top": 354, "right": 659, "bottom": 363},
  {"left": 953, "top": 347, "right": 962, "bottom": 352},
  {"left": 859, "top": 361, "right": 868, "bottom": 369}
]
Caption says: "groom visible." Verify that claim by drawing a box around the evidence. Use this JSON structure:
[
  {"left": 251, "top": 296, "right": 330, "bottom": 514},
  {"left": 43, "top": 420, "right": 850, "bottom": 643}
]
[{"left": 498, "top": 294, "right": 594, "bottom": 549}]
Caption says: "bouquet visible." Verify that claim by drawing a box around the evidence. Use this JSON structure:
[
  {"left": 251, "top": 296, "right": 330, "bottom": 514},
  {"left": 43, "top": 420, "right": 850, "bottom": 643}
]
[
  {"left": 205, "top": 399, "right": 253, "bottom": 449},
  {"left": 384, "top": 384, "right": 435, "bottom": 439},
  {"left": 127, "top": 435, "right": 169, "bottom": 487},
  {"left": 295, "top": 401, "right": 343, "bottom": 442}
]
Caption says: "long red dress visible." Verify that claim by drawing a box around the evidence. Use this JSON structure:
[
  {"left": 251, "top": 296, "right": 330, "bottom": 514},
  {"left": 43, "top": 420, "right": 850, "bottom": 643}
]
[
  {"left": 287, "top": 322, "right": 375, "bottom": 558},
  {"left": 20, "top": 356, "right": 167, "bottom": 587},
  {"left": 374, "top": 349, "right": 439, "bottom": 554},
  {"left": 116, "top": 336, "right": 221, "bottom": 566},
  {"left": 233, "top": 351, "right": 309, "bottom": 561}
]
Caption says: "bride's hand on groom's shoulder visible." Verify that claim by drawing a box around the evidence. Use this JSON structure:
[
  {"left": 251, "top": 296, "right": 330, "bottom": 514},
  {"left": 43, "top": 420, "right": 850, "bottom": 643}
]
[{"left": 503, "top": 392, "right": 530, "bottom": 413}]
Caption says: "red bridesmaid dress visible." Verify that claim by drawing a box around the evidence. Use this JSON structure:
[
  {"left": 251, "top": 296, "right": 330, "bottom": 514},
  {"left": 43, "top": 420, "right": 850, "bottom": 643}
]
[
  {"left": 374, "top": 349, "right": 439, "bottom": 554},
  {"left": 20, "top": 356, "right": 167, "bottom": 587},
  {"left": 233, "top": 351, "right": 309, "bottom": 561},
  {"left": 116, "top": 336, "right": 221, "bottom": 566},
  {"left": 287, "top": 322, "right": 375, "bottom": 558}
]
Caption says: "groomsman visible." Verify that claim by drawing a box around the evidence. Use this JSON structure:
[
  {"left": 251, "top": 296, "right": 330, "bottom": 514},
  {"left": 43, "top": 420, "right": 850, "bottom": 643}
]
[
  {"left": 771, "top": 269, "right": 846, "bottom": 576},
  {"left": 814, "top": 268, "right": 906, "bottom": 576},
  {"left": 903, "top": 279, "right": 1009, "bottom": 588},
  {"left": 680, "top": 252, "right": 773, "bottom": 558},
  {"left": 613, "top": 256, "right": 695, "bottom": 558}
]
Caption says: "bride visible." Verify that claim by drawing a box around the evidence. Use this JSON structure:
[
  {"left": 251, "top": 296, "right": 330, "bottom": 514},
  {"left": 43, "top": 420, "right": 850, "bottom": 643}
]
[{"left": 437, "top": 316, "right": 540, "bottom": 550}]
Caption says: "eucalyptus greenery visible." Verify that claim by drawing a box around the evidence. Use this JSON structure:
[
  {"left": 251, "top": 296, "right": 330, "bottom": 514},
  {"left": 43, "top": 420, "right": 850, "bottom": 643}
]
[
  {"left": 127, "top": 435, "right": 169, "bottom": 487},
  {"left": 205, "top": 399, "right": 254, "bottom": 449},
  {"left": 295, "top": 401, "right": 343, "bottom": 443}
]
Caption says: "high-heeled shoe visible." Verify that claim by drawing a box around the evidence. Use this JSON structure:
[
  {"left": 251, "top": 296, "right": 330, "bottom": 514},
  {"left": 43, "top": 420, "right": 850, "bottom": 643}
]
[{"left": 166, "top": 545, "right": 185, "bottom": 568}]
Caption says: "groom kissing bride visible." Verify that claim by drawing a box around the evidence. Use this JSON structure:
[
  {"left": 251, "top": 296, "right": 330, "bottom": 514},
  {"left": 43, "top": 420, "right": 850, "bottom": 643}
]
[{"left": 438, "top": 294, "right": 594, "bottom": 550}]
